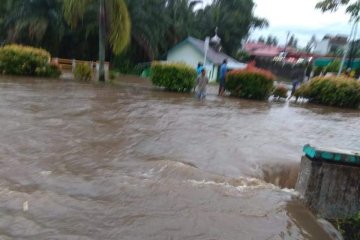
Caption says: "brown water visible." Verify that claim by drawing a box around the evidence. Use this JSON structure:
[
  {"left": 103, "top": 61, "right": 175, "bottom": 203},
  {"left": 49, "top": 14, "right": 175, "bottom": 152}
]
[{"left": 0, "top": 77, "right": 358, "bottom": 240}]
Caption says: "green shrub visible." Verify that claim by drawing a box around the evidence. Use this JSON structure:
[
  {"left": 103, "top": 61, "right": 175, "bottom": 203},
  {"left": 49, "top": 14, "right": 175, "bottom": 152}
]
[
  {"left": 48, "top": 62, "right": 62, "bottom": 78},
  {"left": 335, "top": 212, "right": 360, "bottom": 240},
  {"left": 109, "top": 70, "right": 118, "bottom": 80},
  {"left": 35, "top": 62, "right": 62, "bottom": 78},
  {"left": 305, "top": 64, "right": 313, "bottom": 77},
  {"left": 133, "top": 62, "right": 151, "bottom": 76},
  {"left": 273, "top": 84, "right": 288, "bottom": 98},
  {"left": 151, "top": 62, "right": 197, "bottom": 92},
  {"left": 74, "top": 63, "right": 92, "bottom": 81},
  {"left": 0, "top": 44, "right": 59, "bottom": 77},
  {"left": 236, "top": 50, "right": 251, "bottom": 62},
  {"left": 324, "top": 60, "right": 340, "bottom": 74},
  {"left": 355, "top": 65, "right": 360, "bottom": 78},
  {"left": 226, "top": 66, "right": 275, "bottom": 100},
  {"left": 313, "top": 66, "right": 324, "bottom": 76},
  {"left": 294, "top": 76, "right": 360, "bottom": 108}
]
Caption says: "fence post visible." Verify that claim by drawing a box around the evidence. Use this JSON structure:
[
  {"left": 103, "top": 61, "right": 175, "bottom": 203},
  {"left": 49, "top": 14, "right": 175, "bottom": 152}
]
[{"left": 72, "top": 59, "right": 76, "bottom": 72}]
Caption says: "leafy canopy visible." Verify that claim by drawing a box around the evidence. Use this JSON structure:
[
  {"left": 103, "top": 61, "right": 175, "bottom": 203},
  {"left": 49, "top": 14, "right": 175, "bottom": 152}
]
[
  {"left": 316, "top": 0, "right": 360, "bottom": 20},
  {"left": 63, "top": 0, "right": 131, "bottom": 55}
]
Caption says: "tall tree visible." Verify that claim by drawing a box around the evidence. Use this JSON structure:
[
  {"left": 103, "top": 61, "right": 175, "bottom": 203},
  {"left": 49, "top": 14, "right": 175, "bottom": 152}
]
[
  {"left": 125, "top": 0, "right": 168, "bottom": 60},
  {"left": 288, "top": 34, "right": 298, "bottom": 48},
  {"left": 316, "top": 0, "right": 350, "bottom": 11},
  {"left": 316, "top": 0, "right": 360, "bottom": 20},
  {"left": 266, "top": 35, "right": 278, "bottom": 46},
  {"left": 194, "top": 0, "right": 268, "bottom": 56},
  {"left": 266, "top": 36, "right": 272, "bottom": 45},
  {"left": 165, "top": 0, "right": 203, "bottom": 46},
  {"left": 272, "top": 37, "right": 279, "bottom": 46},
  {"left": 0, "top": 1, "right": 7, "bottom": 43},
  {"left": 119, "top": 0, "right": 202, "bottom": 64},
  {"left": 258, "top": 36, "right": 265, "bottom": 43},
  {"left": 305, "top": 35, "right": 317, "bottom": 53},
  {"left": 63, "top": 0, "right": 131, "bottom": 81},
  {"left": 0, "top": 0, "right": 267, "bottom": 72},
  {"left": 2, "top": 0, "right": 65, "bottom": 54}
]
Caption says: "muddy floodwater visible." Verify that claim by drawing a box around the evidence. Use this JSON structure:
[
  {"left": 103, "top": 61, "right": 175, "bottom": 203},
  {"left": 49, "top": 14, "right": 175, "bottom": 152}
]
[{"left": 0, "top": 77, "right": 358, "bottom": 240}]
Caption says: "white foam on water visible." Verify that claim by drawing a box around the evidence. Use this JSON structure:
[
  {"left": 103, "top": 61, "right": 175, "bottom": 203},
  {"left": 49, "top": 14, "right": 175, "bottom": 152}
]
[
  {"left": 281, "top": 188, "right": 299, "bottom": 196},
  {"left": 23, "top": 201, "right": 29, "bottom": 212},
  {"left": 40, "top": 171, "right": 52, "bottom": 176},
  {"left": 138, "top": 164, "right": 169, "bottom": 179},
  {"left": 187, "top": 178, "right": 274, "bottom": 192}
]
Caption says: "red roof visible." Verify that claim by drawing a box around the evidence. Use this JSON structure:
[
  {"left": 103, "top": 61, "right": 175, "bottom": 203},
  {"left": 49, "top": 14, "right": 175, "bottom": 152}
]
[
  {"left": 245, "top": 42, "right": 284, "bottom": 57},
  {"left": 244, "top": 42, "right": 267, "bottom": 52},
  {"left": 252, "top": 47, "right": 281, "bottom": 57},
  {"left": 244, "top": 42, "right": 317, "bottom": 59}
]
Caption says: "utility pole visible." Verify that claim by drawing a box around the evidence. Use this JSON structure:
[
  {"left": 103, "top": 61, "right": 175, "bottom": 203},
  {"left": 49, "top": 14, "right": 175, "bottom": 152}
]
[
  {"left": 98, "top": 0, "right": 106, "bottom": 82},
  {"left": 338, "top": 19, "right": 359, "bottom": 76},
  {"left": 204, "top": 37, "right": 210, "bottom": 66},
  {"left": 347, "top": 21, "right": 359, "bottom": 69},
  {"left": 282, "top": 31, "right": 290, "bottom": 66}
]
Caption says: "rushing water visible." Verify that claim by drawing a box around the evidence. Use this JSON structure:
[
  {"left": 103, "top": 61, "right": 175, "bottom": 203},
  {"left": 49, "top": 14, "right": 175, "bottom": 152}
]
[{"left": 0, "top": 77, "right": 358, "bottom": 240}]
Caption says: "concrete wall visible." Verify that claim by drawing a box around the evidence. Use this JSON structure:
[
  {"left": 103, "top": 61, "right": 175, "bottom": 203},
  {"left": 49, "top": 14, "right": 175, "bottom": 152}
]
[
  {"left": 167, "top": 44, "right": 217, "bottom": 82},
  {"left": 296, "top": 156, "right": 360, "bottom": 219}
]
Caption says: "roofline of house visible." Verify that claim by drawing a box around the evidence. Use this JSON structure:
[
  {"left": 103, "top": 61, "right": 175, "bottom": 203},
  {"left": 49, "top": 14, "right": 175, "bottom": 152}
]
[{"left": 167, "top": 37, "right": 215, "bottom": 64}]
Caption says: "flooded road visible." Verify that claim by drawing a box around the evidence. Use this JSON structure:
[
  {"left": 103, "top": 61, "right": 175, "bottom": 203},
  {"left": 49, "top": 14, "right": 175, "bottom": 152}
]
[{"left": 0, "top": 77, "right": 358, "bottom": 239}]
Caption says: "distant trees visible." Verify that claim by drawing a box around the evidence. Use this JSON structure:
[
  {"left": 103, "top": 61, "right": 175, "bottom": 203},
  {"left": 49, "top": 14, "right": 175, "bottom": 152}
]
[
  {"left": 0, "top": 1, "right": 8, "bottom": 43},
  {"left": 266, "top": 35, "right": 278, "bottom": 46},
  {"left": 257, "top": 35, "right": 278, "bottom": 46},
  {"left": 258, "top": 36, "right": 265, "bottom": 43},
  {"left": 1, "top": 0, "right": 64, "bottom": 54},
  {"left": 193, "top": 0, "right": 268, "bottom": 56},
  {"left": 63, "top": 0, "right": 131, "bottom": 81},
  {"left": 305, "top": 35, "right": 317, "bottom": 53},
  {"left": 257, "top": 34, "right": 298, "bottom": 49},
  {"left": 316, "top": 0, "right": 360, "bottom": 20},
  {"left": 287, "top": 34, "right": 298, "bottom": 48},
  {"left": 0, "top": 0, "right": 268, "bottom": 73}
]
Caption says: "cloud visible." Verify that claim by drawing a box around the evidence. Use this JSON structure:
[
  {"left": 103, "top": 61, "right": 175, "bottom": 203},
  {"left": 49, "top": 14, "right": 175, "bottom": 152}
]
[{"left": 252, "top": 0, "right": 353, "bottom": 47}]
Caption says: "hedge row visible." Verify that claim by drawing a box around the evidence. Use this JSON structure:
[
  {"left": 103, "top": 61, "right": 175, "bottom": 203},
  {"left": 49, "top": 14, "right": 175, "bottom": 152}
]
[
  {"left": 150, "top": 62, "right": 197, "bottom": 92},
  {"left": 226, "top": 66, "right": 275, "bottom": 100},
  {"left": 295, "top": 76, "right": 360, "bottom": 108},
  {"left": 0, "top": 44, "right": 61, "bottom": 78}
]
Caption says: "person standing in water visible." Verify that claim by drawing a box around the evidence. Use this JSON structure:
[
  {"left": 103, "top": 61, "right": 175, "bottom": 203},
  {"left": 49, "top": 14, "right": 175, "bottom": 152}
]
[
  {"left": 288, "top": 71, "right": 300, "bottom": 101},
  {"left": 196, "top": 68, "right": 209, "bottom": 99},
  {"left": 219, "top": 59, "right": 227, "bottom": 96},
  {"left": 196, "top": 62, "right": 203, "bottom": 75}
]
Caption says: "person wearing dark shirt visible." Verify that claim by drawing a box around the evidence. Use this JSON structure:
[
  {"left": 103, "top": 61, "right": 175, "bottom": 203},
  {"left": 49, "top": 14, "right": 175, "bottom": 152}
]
[
  {"left": 288, "top": 71, "right": 300, "bottom": 101},
  {"left": 196, "top": 62, "right": 203, "bottom": 75},
  {"left": 219, "top": 59, "right": 227, "bottom": 96}
]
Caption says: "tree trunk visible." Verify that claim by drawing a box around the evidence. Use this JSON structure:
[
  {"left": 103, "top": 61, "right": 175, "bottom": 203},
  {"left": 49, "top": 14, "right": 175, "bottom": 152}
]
[{"left": 98, "top": 0, "right": 106, "bottom": 82}]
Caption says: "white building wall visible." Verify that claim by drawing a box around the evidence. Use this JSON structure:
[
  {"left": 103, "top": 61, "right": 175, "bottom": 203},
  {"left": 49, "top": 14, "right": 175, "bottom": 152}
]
[
  {"left": 313, "top": 39, "right": 330, "bottom": 55},
  {"left": 167, "top": 44, "right": 217, "bottom": 82}
]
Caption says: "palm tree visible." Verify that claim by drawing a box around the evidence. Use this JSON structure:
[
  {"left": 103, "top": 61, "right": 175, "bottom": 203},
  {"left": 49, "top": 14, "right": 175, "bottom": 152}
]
[
  {"left": 126, "top": 0, "right": 169, "bottom": 60},
  {"left": 316, "top": 0, "right": 360, "bottom": 20},
  {"left": 63, "top": 0, "right": 131, "bottom": 81},
  {"left": 125, "top": 0, "right": 201, "bottom": 61},
  {"left": 3, "top": 0, "right": 65, "bottom": 53},
  {"left": 165, "top": 0, "right": 203, "bottom": 45},
  {"left": 194, "top": 0, "right": 268, "bottom": 56},
  {"left": 316, "top": 0, "right": 351, "bottom": 12}
]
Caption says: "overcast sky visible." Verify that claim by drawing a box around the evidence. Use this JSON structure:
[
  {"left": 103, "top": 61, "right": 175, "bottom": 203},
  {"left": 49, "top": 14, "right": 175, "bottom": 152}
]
[{"left": 203, "top": 0, "right": 354, "bottom": 47}]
